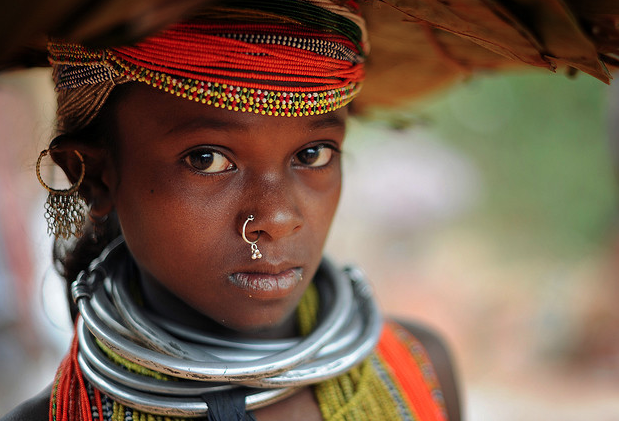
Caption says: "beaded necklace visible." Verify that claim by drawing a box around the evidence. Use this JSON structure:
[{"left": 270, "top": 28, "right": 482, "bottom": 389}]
[
  {"left": 301, "top": 287, "right": 448, "bottom": 421},
  {"left": 51, "top": 259, "right": 446, "bottom": 421}
]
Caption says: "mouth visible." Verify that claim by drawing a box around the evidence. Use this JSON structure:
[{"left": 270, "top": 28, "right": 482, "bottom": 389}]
[{"left": 228, "top": 267, "right": 303, "bottom": 299}]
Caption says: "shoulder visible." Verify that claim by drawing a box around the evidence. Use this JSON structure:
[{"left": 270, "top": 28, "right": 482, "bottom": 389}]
[
  {"left": 390, "top": 319, "right": 462, "bottom": 421},
  {"left": 1, "top": 387, "right": 51, "bottom": 421}
]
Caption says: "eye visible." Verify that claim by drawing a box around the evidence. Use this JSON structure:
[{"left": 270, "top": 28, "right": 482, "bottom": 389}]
[
  {"left": 184, "top": 148, "right": 235, "bottom": 174},
  {"left": 294, "top": 144, "right": 336, "bottom": 168}
]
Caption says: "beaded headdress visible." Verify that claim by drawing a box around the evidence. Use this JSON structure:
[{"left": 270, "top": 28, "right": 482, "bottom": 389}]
[{"left": 48, "top": 0, "right": 368, "bottom": 133}]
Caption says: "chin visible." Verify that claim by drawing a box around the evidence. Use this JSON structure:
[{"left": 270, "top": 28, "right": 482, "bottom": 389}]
[{"left": 218, "top": 304, "right": 298, "bottom": 338}]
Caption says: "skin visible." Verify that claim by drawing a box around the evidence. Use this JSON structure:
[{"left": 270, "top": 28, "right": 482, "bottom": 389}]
[
  {"left": 4, "top": 83, "right": 461, "bottom": 421},
  {"left": 92, "top": 83, "right": 348, "bottom": 338},
  {"left": 68, "top": 82, "right": 345, "bottom": 420}
]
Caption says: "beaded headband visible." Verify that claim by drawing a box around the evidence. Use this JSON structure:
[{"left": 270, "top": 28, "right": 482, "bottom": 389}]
[{"left": 49, "top": 0, "right": 368, "bottom": 133}]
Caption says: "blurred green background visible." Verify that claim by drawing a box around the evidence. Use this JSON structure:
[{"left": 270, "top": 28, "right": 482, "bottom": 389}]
[{"left": 366, "top": 71, "right": 616, "bottom": 258}]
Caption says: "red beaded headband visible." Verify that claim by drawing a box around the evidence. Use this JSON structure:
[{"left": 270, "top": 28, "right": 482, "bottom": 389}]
[{"left": 49, "top": 1, "right": 367, "bottom": 131}]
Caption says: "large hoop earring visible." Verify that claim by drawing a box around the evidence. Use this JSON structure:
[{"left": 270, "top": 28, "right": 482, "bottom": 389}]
[
  {"left": 242, "top": 215, "right": 262, "bottom": 260},
  {"left": 36, "top": 149, "right": 87, "bottom": 239}
]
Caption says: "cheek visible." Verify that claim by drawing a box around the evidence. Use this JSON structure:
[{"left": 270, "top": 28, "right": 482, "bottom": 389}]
[
  {"left": 320, "top": 179, "right": 341, "bottom": 221},
  {"left": 112, "top": 167, "right": 236, "bottom": 278},
  {"left": 304, "top": 173, "right": 342, "bottom": 243}
]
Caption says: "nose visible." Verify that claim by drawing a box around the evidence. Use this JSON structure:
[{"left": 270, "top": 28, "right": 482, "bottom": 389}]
[{"left": 240, "top": 173, "right": 303, "bottom": 242}]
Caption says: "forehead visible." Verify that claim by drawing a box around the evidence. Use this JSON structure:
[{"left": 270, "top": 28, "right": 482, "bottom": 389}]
[{"left": 113, "top": 83, "right": 349, "bottom": 138}]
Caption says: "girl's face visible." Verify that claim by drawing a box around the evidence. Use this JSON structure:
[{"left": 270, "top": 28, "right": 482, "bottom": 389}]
[{"left": 104, "top": 84, "right": 346, "bottom": 336}]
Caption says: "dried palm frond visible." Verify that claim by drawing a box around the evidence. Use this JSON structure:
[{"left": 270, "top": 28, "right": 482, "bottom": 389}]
[
  {"left": 1, "top": 0, "right": 618, "bottom": 107},
  {"left": 357, "top": 0, "right": 619, "bottom": 108}
]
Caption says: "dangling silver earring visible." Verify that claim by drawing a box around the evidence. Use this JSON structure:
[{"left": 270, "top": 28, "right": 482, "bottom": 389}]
[
  {"left": 36, "top": 149, "right": 87, "bottom": 239},
  {"left": 242, "top": 215, "right": 262, "bottom": 260}
]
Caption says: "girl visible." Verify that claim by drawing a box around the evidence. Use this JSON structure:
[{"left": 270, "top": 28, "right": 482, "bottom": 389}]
[{"left": 4, "top": 1, "right": 460, "bottom": 420}]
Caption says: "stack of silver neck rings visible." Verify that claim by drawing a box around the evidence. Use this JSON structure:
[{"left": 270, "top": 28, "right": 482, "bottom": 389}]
[{"left": 72, "top": 237, "right": 383, "bottom": 417}]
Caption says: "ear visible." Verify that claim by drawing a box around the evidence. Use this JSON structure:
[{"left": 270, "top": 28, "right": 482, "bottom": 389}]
[{"left": 48, "top": 135, "right": 116, "bottom": 219}]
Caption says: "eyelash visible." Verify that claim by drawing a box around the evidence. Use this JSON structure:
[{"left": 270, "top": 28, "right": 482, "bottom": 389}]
[
  {"left": 182, "top": 147, "right": 236, "bottom": 175},
  {"left": 292, "top": 143, "right": 341, "bottom": 169},
  {"left": 181, "top": 142, "right": 341, "bottom": 175}
]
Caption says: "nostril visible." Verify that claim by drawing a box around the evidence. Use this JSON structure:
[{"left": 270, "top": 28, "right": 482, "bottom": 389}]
[{"left": 241, "top": 182, "right": 304, "bottom": 241}]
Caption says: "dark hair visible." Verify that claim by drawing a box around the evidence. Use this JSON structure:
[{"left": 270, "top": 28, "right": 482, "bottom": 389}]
[{"left": 51, "top": 84, "right": 131, "bottom": 320}]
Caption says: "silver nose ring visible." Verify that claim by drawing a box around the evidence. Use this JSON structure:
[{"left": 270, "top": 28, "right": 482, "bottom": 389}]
[{"left": 242, "top": 215, "right": 262, "bottom": 260}]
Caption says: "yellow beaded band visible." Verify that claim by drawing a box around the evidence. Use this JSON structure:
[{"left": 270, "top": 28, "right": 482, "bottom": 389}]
[
  {"left": 49, "top": 43, "right": 362, "bottom": 118},
  {"left": 49, "top": 2, "right": 367, "bottom": 131}
]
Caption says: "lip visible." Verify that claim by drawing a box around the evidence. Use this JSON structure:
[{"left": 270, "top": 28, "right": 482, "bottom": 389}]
[{"left": 228, "top": 267, "right": 303, "bottom": 299}]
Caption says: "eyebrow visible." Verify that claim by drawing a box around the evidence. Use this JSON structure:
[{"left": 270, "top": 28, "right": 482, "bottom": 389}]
[
  {"left": 164, "top": 117, "right": 249, "bottom": 136},
  {"left": 165, "top": 113, "right": 346, "bottom": 137},
  {"left": 308, "top": 113, "right": 346, "bottom": 131}
]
